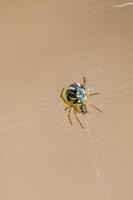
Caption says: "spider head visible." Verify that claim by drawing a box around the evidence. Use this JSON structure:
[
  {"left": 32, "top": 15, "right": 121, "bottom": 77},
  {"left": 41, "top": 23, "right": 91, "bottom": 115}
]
[{"left": 79, "top": 103, "right": 88, "bottom": 114}]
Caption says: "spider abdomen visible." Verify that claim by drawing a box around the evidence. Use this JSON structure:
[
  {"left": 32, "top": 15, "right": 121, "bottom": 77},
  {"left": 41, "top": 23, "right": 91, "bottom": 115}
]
[{"left": 66, "top": 83, "right": 86, "bottom": 104}]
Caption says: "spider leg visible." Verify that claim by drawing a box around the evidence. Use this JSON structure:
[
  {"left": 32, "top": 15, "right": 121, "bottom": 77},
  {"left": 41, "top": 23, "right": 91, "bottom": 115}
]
[
  {"left": 68, "top": 107, "right": 73, "bottom": 125},
  {"left": 60, "top": 88, "right": 68, "bottom": 104},
  {"left": 73, "top": 107, "right": 84, "bottom": 129},
  {"left": 88, "top": 103, "right": 103, "bottom": 113},
  {"left": 89, "top": 92, "right": 100, "bottom": 96},
  {"left": 83, "top": 76, "right": 87, "bottom": 88}
]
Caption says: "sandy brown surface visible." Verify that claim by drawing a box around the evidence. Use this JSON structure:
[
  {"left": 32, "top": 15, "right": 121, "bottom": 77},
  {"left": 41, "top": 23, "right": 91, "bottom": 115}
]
[{"left": 0, "top": 1, "right": 133, "bottom": 200}]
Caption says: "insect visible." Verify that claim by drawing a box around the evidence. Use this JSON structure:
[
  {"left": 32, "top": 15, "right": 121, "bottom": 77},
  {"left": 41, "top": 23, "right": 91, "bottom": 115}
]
[{"left": 60, "top": 76, "right": 102, "bottom": 129}]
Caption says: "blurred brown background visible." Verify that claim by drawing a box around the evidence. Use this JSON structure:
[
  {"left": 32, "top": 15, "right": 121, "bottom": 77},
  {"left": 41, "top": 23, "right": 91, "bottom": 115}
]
[{"left": 0, "top": 0, "right": 133, "bottom": 200}]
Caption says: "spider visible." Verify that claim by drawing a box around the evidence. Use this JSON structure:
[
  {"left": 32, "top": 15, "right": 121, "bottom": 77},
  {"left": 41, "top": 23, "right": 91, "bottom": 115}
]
[{"left": 60, "top": 76, "right": 102, "bottom": 129}]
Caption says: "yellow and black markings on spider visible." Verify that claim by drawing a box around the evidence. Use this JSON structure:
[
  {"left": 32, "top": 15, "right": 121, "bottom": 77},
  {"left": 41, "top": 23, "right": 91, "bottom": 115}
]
[{"left": 60, "top": 76, "right": 102, "bottom": 129}]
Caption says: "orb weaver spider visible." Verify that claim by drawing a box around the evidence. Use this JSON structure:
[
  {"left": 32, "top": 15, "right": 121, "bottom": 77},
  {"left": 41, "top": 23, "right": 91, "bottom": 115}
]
[{"left": 60, "top": 76, "right": 102, "bottom": 129}]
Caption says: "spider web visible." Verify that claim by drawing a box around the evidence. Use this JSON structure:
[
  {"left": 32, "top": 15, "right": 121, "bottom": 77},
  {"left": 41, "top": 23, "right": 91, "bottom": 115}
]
[{"left": 0, "top": 1, "right": 133, "bottom": 200}]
